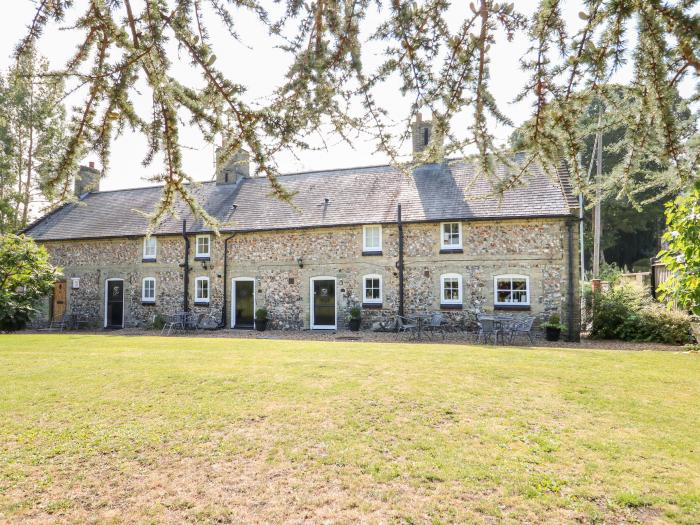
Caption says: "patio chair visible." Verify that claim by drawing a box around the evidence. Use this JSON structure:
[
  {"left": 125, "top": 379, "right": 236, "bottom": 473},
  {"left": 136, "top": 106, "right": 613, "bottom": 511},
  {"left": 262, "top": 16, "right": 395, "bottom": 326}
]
[
  {"left": 161, "top": 313, "right": 185, "bottom": 336},
  {"left": 476, "top": 316, "right": 503, "bottom": 344},
  {"left": 507, "top": 316, "right": 536, "bottom": 344},
  {"left": 48, "top": 313, "right": 68, "bottom": 332},
  {"left": 395, "top": 315, "right": 418, "bottom": 340},
  {"left": 424, "top": 312, "right": 448, "bottom": 340}
]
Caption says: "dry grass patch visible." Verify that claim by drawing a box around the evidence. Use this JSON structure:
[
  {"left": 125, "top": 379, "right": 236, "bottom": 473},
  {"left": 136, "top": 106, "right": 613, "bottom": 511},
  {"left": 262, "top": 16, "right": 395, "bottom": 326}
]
[{"left": 1, "top": 334, "right": 699, "bottom": 524}]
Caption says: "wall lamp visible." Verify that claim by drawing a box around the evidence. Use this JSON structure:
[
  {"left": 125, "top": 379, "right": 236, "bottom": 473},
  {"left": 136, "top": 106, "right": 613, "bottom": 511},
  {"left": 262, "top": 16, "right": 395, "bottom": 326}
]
[{"left": 296, "top": 256, "right": 304, "bottom": 268}]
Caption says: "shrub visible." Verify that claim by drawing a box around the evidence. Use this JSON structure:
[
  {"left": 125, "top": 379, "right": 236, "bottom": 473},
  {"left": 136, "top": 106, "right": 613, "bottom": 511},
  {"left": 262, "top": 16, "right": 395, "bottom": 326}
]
[
  {"left": 348, "top": 306, "right": 361, "bottom": 320},
  {"left": 255, "top": 307, "right": 268, "bottom": 320},
  {"left": 591, "top": 284, "right": 691, "bottom": 344},
  {"left": 0, "top": 234, "right": 60, "bottom": 331},
  {"left": 151, "top": 314, "right": 166, "bottom": 330}
]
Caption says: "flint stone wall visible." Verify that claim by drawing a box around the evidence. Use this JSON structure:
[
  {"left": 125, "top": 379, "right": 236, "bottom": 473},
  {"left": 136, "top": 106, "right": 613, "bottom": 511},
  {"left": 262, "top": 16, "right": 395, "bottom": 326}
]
[{"left": 38, "top": 217, "right": 579, "bottom": 331}]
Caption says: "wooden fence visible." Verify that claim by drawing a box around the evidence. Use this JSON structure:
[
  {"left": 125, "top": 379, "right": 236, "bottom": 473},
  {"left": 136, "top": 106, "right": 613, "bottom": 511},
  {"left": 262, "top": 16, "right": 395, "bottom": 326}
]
[{"left": 650, "top": 258, "right": 672, "bottom": 300}]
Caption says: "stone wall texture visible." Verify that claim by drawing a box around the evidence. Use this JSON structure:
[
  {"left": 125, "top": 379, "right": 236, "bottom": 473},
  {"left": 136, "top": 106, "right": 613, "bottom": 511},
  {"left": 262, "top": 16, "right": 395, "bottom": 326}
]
[{"left": 38, "top": 217, "right": 580, "bottom": 333}]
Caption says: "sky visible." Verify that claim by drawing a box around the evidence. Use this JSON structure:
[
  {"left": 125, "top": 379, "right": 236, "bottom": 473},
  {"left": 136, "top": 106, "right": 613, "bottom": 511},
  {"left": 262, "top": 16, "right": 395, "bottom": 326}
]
[{"left": 0, "top": 1, "right": 695, "bottom": 192}]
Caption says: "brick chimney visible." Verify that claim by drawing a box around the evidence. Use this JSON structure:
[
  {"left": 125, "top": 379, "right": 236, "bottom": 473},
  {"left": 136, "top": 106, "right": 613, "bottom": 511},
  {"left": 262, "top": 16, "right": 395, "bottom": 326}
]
[
  {"left": 74, "top": 162, "right": 101, "bottom": 196},
  {"left": 411, "top": 112, "right": 433, "bottom": 156},
  {"left": 216, "top": 148, "right": 250, "bottom": 185}
]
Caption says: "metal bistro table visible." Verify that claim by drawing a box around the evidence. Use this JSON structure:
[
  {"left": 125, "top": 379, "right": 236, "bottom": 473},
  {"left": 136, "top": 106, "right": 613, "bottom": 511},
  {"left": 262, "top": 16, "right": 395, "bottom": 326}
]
[
  {"left": 408, "top": 313, "right": 433, "bottom": 341},
  {"left": 477, "top": 314, "right": 514, "bottom": 344}
]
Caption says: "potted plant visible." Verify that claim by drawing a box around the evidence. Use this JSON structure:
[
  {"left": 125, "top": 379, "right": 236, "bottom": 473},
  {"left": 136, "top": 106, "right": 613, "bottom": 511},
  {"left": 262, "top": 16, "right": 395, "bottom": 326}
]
[
  {"left": 347, "top": 306, "right": 362, "bottom": 331},
  {"left": 255, "top": 307, "right": 268, "bottom": 332},
  {"left": 543, "top": 313, "right": 565, "bottom": 341}
]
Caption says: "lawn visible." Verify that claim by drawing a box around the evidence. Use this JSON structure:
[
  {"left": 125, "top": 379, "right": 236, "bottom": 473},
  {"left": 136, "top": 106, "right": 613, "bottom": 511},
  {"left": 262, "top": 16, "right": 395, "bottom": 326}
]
[{"left": 1, "top": 335, "right": 699, "bottom": 524}]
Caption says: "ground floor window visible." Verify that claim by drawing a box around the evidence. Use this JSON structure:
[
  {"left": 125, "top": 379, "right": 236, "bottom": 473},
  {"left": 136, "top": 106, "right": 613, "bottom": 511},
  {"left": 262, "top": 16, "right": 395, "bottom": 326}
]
[
  {"left": 195, "top": 277, "right": 210, "bottom": 304},
  {"left": 440, "top": 273, "right": 462, "bottom": 304},
  {"left": 363, "top": 274, "right": 382, "bottom": 304},
  {"left": 142, "top": 277, "right": 156, "bottom": 303},
  {"left": 494, "top": 275, "right": 530, "bottom": 305}
]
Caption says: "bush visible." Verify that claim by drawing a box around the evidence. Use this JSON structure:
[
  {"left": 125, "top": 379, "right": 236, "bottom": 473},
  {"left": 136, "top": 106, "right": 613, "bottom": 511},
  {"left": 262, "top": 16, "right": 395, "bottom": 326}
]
[
  {"left": 591, "top": 284, "right": 691, "bottom": 344},
  {"left": 255, "top": 307, "right": 268, "bottom": 320},
  {"left": 151, "top": 314, "right": 166, "bottom": 330}
]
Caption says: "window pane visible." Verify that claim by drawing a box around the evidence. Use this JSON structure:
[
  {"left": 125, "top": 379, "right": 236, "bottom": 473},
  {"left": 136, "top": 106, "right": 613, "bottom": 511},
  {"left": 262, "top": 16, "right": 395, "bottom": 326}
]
[
  {"left": 144, "top": 238, "right": 156, "bottom": 257},
  {"left": 197, "top": 237, "right": 209, "bottom": 254},
  {"left": 497, "top": 290, "right": 512, "bottom": 303},
  {"left": 442, "top": 223, "right": 460, "bottom": 246},
  {"left": 512, "top": 279, "right": 527, "bottom": 291},
  {"left": 513, "top": 290, "right": 527, "bottom": 303},
  {"left": 443, "top": 278, "right": 460, "bottom": 301},
  {"left": 365, "top": 226, "right": 380, "bottom": 249}
]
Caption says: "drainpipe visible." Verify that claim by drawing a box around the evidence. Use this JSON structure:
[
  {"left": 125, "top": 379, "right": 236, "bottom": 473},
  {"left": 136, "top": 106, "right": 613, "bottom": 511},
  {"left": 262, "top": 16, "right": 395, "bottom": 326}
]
[
  {"left": 220, "top": 233, "right": 236, "bottom": 328},
  {"left": 397, "top": 204, "right": 405, "bottom": 318},
  {"left": 182, "top": 220, "right": 190, "bottom": 312},
  {"left": 566, "top": 219, "right": 578, "bottom": 342}
]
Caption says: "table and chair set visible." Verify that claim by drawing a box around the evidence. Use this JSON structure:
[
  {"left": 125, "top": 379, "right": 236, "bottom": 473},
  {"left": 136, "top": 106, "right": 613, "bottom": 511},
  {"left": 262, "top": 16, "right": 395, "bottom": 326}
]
[{"left": 394, "top": 312, "right": 536, "bottom": 344}]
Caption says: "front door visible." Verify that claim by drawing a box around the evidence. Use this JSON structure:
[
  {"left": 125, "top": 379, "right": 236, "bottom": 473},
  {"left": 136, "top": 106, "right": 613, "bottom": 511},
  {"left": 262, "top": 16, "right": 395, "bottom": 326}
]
[
  {"left": 311, "top": 278, "right": 336, "bottom": 329},
  {"left": 106, "top": 280, "right": 124, "bottom": 328},
  {"left": 233, "top": 279, "right": 255, "bottom": 329},
  {"left": 52, "top": 280, "right": 66, "bottom": 321}
]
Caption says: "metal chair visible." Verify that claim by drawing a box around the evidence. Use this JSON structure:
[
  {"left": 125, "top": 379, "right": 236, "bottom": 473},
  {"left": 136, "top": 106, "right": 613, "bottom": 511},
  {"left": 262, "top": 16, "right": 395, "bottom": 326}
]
[
  {"left": 395, "top": 315, "right": 418, "bottom": 340},
  {"left": 507, "top": 316, "right": 536, "bottom": 344},
  {"left": 476, "top": 316, "right": 503, "bottom": 344},
  {"left": 161, "top": 313, "right": 185, "bottom": 336},
  {"left": 48, "top": 313, "right": 68, "bottom": 331},
  {"left": 424, "top": 312, "right": 448, "bottom": 340}
]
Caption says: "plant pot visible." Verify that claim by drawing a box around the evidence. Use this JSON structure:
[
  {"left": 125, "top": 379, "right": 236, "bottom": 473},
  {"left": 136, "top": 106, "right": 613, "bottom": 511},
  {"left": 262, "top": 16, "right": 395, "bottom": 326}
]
[
  {"left": 545, "top": 326, "right": 561, "bottom": 342},
  {"left": 255, "top": 319, "right": 268, "bottom": 332},
  {"left": 348, "top": 318, "right": 361, "bottom": 331}
]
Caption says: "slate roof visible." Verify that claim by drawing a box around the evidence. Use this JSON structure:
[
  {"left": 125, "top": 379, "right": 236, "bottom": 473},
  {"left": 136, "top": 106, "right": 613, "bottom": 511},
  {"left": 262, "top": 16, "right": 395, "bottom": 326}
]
[{"left": 25, "top": 158, "right": 578, "bottom": 241}]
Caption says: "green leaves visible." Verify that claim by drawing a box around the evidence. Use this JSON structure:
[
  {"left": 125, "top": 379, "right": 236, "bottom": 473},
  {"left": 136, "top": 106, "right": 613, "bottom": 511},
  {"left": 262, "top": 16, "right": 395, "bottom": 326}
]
[{"left": 0, "top": 234, "right": 60, "bottom": 330}]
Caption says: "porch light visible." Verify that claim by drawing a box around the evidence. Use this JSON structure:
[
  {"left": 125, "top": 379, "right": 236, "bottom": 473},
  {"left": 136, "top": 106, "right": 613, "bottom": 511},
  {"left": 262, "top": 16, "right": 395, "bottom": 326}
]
[{"left": 296, "top": 256, "right": 303, "bottom": 268}]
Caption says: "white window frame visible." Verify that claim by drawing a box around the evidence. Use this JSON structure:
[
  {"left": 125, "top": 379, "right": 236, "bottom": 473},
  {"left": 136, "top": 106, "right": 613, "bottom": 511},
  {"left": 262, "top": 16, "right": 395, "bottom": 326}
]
[
  {"left": 440, "top": 222, "right": 462, "bottom": 250},
  {"left": 362, "top": 225, "right": 382, "bottom": 253},
  {"left": 143, "top": 236, "right": 157, "bottom": 260},
  {"left": 142, "top": 277, "right": 156, "bottom": 303},
  {"left": 195, "top": 234, "right": 211, "bottom": 258},
  {"left": 195, "top": 276, "right": 210, "bottom": 304},
  {"left": 494, "top": 274, "right": 530, "bottom": 306},
  {"left": 440, "top": 273, "right": 463, "bottom": 305},
  {"left": 362, "top": 274, "right": 382, "bottom": 304}
]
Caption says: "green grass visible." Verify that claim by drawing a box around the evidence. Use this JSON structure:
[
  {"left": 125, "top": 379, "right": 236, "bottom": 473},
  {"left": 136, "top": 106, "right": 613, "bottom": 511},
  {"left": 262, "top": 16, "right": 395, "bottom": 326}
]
[{"left": 1, "top": 334, "right": 699, "bottom": 524}]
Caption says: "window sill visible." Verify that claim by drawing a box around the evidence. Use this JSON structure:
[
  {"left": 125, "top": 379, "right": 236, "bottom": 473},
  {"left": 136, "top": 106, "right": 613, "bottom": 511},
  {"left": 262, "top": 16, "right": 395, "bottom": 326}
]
[
  {"left": 194, "top": 301, "right": 210, "bottom": 306},
  {"left": 440, "top": 303, "right": 463, "bottom": 310},
  {"left": 142, "top": 258, "right": 157, "bottom": 263},
  {"left": 141, "top": 301, "right": 156, "bottom": 306},
  {"left": 494, "top": 304, "right": 531, "bottom": 311},
  {"left": 194, "top": 256, "right": 211, "bottom": 261},
  {"left": 439, "top": 248, "right": 463, "bottom": 254},
  {"left": 362, "top": 250, "right": 383, "bottom": 256},
  {"left": 362, "top": 302, "right": 383, "bottom": 309}
]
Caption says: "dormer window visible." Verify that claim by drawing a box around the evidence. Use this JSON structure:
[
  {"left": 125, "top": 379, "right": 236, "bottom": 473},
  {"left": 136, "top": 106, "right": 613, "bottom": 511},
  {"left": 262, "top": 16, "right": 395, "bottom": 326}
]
[
  {"left": 195, "top": 235, "right": 211, "bottom": 259},
  {"left": 440, "top": 222, "right": 462, "bottom": 253},
  {"left": 362, "top": 225, "right": 382, "bottom": 255},
  {"left": 143, "top": 237, "right": 157, "bottom": 261}
]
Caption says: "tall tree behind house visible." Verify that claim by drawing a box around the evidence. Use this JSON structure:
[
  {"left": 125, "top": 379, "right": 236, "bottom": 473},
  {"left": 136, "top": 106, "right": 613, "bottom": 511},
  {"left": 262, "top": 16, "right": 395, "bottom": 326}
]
[{"left": 0, "top": 47, "right": 70, "bottom": 233}]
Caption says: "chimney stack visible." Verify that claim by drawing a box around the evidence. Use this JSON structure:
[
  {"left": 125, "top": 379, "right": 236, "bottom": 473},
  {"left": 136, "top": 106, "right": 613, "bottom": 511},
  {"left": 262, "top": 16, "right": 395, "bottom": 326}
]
[
  {"left": 216, "top": 148, "right": 250, "bottom": 185},
  {"left": 411, "top": 112, "right": 434, "bottom": 157},
  {"left": 74, "top": 163, "right": 101, "bottom": 196}
]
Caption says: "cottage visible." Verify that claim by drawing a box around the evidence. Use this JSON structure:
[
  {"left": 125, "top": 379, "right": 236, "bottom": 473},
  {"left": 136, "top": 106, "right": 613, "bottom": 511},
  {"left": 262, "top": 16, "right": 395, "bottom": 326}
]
[{"left": 25, "top": 117, "right": 581, "bottom": 337}]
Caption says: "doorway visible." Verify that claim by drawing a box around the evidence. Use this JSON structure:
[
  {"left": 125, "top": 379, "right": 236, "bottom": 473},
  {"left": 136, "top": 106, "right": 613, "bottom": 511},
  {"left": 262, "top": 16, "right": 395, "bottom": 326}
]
[
  {"left": 310, "top": 277, "right": 337, "bottom": 329},
  {"left": 52, "top": 280, "right": 67, "bottom": 321},
  {"left": 232, "top": 278, "right": 255, "bottom": 329},
  {"left": 104, "top": 279, "right": 124, "bottom": 328}
]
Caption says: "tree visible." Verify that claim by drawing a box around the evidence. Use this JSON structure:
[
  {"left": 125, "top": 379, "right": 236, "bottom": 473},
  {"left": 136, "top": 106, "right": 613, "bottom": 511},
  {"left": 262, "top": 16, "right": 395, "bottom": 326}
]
[
  {"left": 0, "top": 47, "right": 69, "bottom": 233},
  {"left": 17, "top": 1, "right": 699, "bottom": 229},
  {"left": 0, "top": 234, "right": 60, "bottom": 330},
  {"left": 658, "top": 184, "right": 700, "bottom": 315}
]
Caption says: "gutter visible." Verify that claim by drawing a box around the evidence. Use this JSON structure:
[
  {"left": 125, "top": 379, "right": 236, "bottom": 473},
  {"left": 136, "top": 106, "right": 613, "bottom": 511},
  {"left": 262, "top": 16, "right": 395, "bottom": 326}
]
[
  {"left": 397, "top": 204, "right": 405, "bottom": 318},
  {"left": 182, "top": 220, "right": 190, "bottom": 312},
  {"left": 566, "top": 219, "right": 578, "bottom": 342},
  {"left": 219, "top": 233, "right": 237, "bottom": 328}
]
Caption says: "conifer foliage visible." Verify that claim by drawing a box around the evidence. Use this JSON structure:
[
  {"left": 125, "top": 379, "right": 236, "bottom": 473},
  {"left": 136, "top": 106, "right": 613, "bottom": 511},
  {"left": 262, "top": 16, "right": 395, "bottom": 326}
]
[{"left": 19, "top": 1, "right": 699, "bottom": 228}]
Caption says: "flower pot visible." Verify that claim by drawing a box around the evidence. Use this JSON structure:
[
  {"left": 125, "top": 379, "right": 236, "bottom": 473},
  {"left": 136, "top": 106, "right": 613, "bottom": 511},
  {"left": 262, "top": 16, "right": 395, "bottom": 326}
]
[
  {"left": 348, "top": 318, "right": 361, "bottom": 331},
  {"left": 545, "top": 326, "right": 561, "bottom": 342},
  {"left": 255, "top": 319, "right": 268, "bottom": 332}
]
